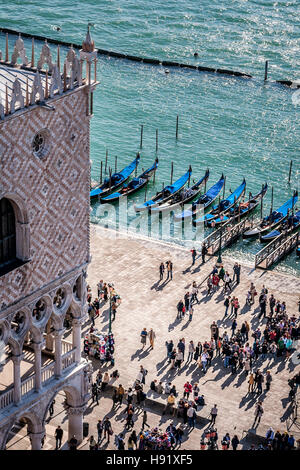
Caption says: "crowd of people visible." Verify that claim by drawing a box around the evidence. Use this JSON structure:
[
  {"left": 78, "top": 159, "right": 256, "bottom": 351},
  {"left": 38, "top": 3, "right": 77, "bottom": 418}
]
[{"left": 82, "top": 259, "right": 300, "bottom": 452}]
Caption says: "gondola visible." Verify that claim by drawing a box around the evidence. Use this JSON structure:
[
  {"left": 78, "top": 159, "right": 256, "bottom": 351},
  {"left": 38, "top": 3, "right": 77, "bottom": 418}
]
[
  {"left": 243, "top": 191, "right": 298, "bottom": 239},
  {"left": 150, "top": 169, "right": 209, "bottom": 213},
  {"left": 193, "top": 178, "right": 246, "bottom": 227},
  {"left": 207, "top": 183, "right": 268, "bottom": 228},
  {"left": 100, "top": 158, "right": 159, "bottom": 203},
  {"left": 174, "top": 174, "right": 225, "bottom": 222},
  {"left": 260, "top": 209, "right": 300, "bottom": 243},
  {"left": 134, "top": 166, "right": 192, "bottom": 212},
  {"left": 90, "top": 153, "right": 140, "bottom": 200}
]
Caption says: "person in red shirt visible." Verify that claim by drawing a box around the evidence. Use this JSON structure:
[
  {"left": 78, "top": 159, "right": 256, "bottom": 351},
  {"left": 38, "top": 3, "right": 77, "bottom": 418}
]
[{"left": 183, "top": 381, "right": 192, "bottom": 399}]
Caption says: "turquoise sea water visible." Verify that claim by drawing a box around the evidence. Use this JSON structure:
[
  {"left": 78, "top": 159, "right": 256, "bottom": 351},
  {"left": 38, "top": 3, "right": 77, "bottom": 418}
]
[{"left": 0, "top": 1, "right": 299, "bottom": 274}]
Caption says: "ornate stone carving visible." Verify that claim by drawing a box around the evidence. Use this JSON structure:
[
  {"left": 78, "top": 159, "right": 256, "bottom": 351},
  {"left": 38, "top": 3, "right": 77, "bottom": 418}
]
[
  {"left": 66, "top": 404, "right": 87, "bottom": 416},
  {"left": 37, "top": 40, "right": 54, "bottom": 73},
  {"left": 10, "top": 78, "right": 25, "bottom": 113},
  {"left": 30, "top": 71, "right": 45, "bottom": 104},
  {"left": 11, "top": 34, "right": 29, "bottom": 66},
  {"left": 70, "top": 57, "right": 81, "bottom": 89},
  {"left": 49, "top": 65, "right": 63, "bottom": 98},
  {"left": 65, "top": 47, "right": 76, "bottom": 75}
]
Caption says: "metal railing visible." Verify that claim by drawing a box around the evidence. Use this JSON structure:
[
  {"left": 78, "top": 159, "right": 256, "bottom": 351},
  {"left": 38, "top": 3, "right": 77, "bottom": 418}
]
[
  {"left": 255, "top": 231, "right": 299, "bottom": 269},
  {"left": 206, "top": 218, "right": 252, "bottom": 255}
]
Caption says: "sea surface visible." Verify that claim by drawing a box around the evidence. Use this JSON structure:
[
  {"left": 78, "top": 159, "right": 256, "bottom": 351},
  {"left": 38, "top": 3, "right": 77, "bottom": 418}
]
[{"left": 0, "top": 0, "right": 299, "bottom": 274}]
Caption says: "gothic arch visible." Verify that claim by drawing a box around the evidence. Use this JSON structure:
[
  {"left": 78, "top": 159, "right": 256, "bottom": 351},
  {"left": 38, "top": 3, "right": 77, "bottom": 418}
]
[
  {"left": 0, "top": 192, "right": 30, "bottom": 262},
  {"left": 42, "top": 384, "right": 81, "bottom": 423}
]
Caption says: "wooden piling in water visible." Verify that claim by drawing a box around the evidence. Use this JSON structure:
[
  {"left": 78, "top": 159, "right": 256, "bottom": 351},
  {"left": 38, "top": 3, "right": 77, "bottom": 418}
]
[
  {"left": 109, "top": 167, "right": 112, "bottom": 191},
  {"left": 156, "top": 129, "right": 158, "bottom": 153},
  {"left": 270, "top": 186, "right": 274, "bottom": 214},
  {"left": 288, "top": 160, "right": 293, "bottom": 184},
  {"left": 144, "top": 179, "right": 148, "bottom": 202},
  {"left": 260, "top": 184, "right": 263, "bottom": 219},
  {"left": 100, "top": 161, "right": 103, "bottom": 184},
  {"left": 264, "top": 60, "right": 268, "bottom": 81},
  {"left": 105, "top": 149, "right": 108, "bottom": 174},
  {"left": 170, "top": 162, "right": 174, "bottom": 185},
  {"left": 176, "top": 115, "right": 179, "bottom": 140},
  {"left": 115, "top": 155, "right": 117, "bottom": 173},
  {"left": 140, "top": 125, "right": 143, "bottom": 149},
  {"left": 223, "top": 176, "right": 226, "bottom": 199}
]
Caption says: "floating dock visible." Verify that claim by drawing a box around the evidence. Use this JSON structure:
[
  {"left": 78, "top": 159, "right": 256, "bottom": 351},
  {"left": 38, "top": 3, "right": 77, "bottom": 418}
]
[{"left": 203, "top": 218, "right": 254, "bottom": 256}]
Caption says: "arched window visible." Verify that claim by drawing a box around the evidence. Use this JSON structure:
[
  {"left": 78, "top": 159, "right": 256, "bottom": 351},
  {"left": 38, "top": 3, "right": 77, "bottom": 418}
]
[{"left": 0, "top": 198, "right": 16, "bottom": 269}]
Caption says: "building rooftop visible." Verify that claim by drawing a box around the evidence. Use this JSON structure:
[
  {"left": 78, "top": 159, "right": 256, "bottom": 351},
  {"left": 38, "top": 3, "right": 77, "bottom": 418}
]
[{"left": 0, "top": 31, "right": 98, "bottom": 119}]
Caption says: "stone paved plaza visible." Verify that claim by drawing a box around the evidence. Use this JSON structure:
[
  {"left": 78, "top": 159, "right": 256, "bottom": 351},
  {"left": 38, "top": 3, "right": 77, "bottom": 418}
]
[{"left": 86, "top": 225, "right": 300, "bottom": 443}]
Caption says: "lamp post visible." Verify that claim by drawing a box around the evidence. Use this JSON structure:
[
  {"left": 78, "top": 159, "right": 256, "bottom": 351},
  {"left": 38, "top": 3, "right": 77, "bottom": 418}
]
[
  {"left": 216, "top": 224, "right": 223, "bottom": 267},
  {"left": 108, "top": 293, "right": 112, "bottom": 334}
]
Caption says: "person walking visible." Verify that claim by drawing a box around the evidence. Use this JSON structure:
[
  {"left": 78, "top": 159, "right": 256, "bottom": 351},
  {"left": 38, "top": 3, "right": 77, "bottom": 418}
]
[
  {"left": 187, "top": 341, "right": 195, "bottom": 362},
  {"left": 231, "top": 435, "right": 240, "bottom": 450},
  {"left": 149, "top": 328, "right": 156, "bottom": 349},
  {"left": 142, "top": 410, "right": 150, "bottom": 430},
  {"left": 201, "top": 243, "right": 208, "bottom": 263},
  {"left": 253, "top": 401, "right": 264, "bottom": 427},
  {"left": 191, "top": 281, "right": 200, "bottom": 304},
  {"left": 49, "top": 399, "right": 55, "bottom": 417},
  {"left": 97, "top": 420, "right": 103, "bottom": 444},
  {"left": 159, "top": 262, "right": 165, "bottom": 281},
  {"left": 55, "top": 425, "right": 63, "bottom": 450},
  {"left": 117, "top": 384, "right": 125, "bottom": 405},
  {"left": 166, "top": 260, "right": 173, "bottom": 280},
  {"left": 231, "top": 319, "right": 237, "bottom": 337},
  {"left": 248, "top": 373, "right": 255, "bottom": 393},
  {"left": 265, "top": 370, "right": 272, "bottom": 391},
  {"left": 210, "top": 404, "right": 218, "bottom": 426},
  {"left": 91, "top": 382, "right": 99, "bottom": 405},
  {"left": 183, "top": 381, "right": 192, "bottom": 400},
  {"left": 89, "top": 435, "right": 97, "bottom": 450},
  {"left": 187, "top": 405, "right": 196, "bottom": 429},
  {"left": 177, "top": 339, "right": 185, "bottom": 361},
  {"left": 177, "top": 299, "right": 184, "bottom": 319},
  {"left": 191, "top": 248, "right": 197, "bottom": 266},
  {"left": 140, "top": 328, "right": 148, "bottom": 350},
  {"left": 224, "top": 296, "right": 230, "bottom": 317},
  {"left": 103, "top": 417, "right": 113, "bottom": 443}
]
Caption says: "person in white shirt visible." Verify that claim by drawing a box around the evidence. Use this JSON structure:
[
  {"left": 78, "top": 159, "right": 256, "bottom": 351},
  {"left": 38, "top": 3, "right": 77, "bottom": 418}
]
[
  {"left": 165, "top": 382, "right": 172, "bottom": 394},
  {"left": 187, "top": 341, "right": 195, "bottom": 362}
]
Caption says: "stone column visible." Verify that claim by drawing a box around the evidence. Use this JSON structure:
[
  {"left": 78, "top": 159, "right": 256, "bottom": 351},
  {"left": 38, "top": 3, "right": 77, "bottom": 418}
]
[
  {"left": 72, "top": 318, "right": 82, "bottom": 364},
  {"left": 67, "top": 404, "right": 86, "bottom": 445},
  {"left": 45, "top": 322, "right": 54, "bottom": 352},
  {"left": 30, "top": 430, "right": 45, "bottom": 451},
  {"left": 12, "top": 354, "right": 23, "bottom": 405},
  {"left": 54, "top": 329, "right": 64, "bottom": 378},
  {"left": 32, "top": 342, "right": 43, "bottom": 392}
]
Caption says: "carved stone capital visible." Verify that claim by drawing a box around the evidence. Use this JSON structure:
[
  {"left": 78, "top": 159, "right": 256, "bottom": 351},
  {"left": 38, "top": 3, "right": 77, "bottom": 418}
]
[{"left": 66, "top": 404, "right": 87, "bottom": 416}]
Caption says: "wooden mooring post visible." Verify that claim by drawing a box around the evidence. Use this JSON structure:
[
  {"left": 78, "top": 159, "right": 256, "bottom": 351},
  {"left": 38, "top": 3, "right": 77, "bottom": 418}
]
[
  {"left": 156, "top": 129, "right": 158, "bottom": 153},
  {"left": 100, "top": 160, "right": 103, "bottom": 184},
  {"left": 170, "top": 162, "right": 174, "bottom": 185},
  {"left": 264, "top": 60, "right": 269, "bottom": 81},
  {"left": 115, "top": 155, "right": 118, "bottom": 173},
  {"left": 288, "top": 160, "right": 293, "bottom": 184},
  {"left": 105, "top": 149, "right": 108, "bottom": 174},
  {"left": 176, "top": 115, "right": 179, "bottom": 140},
  {"left": 140, "top": 125, "right": 143, "bottom": 149}
]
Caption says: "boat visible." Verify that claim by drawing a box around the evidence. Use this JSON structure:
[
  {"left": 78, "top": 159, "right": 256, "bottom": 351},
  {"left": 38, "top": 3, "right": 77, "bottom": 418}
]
[
  {"left": 134, "top": 166, "right": 192, "bottom": 212},
  {"left": 100, "top": 158, "right": 159, "bottom": 203},
  {"left": 174, "top": 174, "right": 225, "bottom": 222},
  {"left": 243, "top": 191, "right": 298, "bottom": 239},
  {"left": 150, "top": 169, "right": 209, "bottom": 213},
  {"left": 90, "top": 153, "right": 140, "bottom": 200},
  {"left": 260, "top": 209, "right": 300, "bottom": 243},
  {"left": 193, "top": 178, "right": 246, "bottom": 226},
  {"left": 207, "top": 183, "right": 268, "bottom": 227}
]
